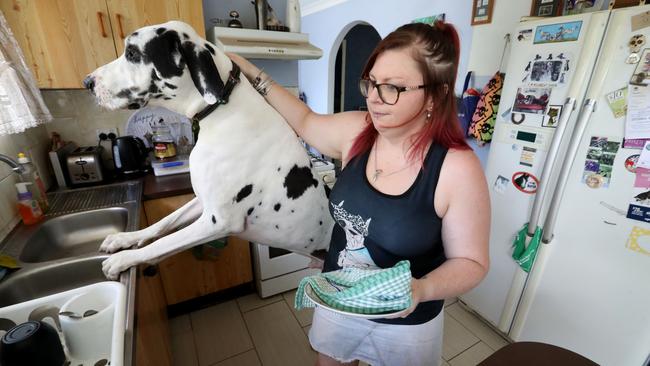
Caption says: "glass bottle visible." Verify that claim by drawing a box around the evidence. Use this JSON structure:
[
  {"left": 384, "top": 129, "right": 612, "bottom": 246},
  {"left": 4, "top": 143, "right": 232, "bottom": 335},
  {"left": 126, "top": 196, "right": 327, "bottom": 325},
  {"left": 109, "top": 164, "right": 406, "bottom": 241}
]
[{"left": 152, "top": 125, "right": 177, "bottom": 160}]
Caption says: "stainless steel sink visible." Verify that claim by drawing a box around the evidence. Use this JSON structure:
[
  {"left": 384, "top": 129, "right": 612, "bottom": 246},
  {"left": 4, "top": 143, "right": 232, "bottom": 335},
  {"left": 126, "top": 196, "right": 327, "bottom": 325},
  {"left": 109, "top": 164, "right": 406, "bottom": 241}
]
[
  {"left": 19, "top": 207, "right": 128, "bottom": 263},
  {"left": 0, "top": 256, "right": 107, "bottom": 307}
]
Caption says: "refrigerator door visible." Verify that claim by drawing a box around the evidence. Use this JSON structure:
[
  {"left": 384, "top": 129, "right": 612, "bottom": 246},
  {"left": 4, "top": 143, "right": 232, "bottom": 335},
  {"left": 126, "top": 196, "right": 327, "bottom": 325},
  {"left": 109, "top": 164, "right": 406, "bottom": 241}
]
[
  {"left": 460, "top": 12, "right": 610, "bottom": 333},
  {"left": 509, "top": 5, "right": 650, "bottom": 365}
]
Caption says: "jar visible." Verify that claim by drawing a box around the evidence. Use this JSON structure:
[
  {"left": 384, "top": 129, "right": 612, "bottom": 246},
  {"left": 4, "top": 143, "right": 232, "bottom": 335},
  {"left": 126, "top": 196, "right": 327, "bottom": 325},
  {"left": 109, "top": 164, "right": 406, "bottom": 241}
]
[{"left": 152, "top": 125, "right": 177, "bottom": 160}]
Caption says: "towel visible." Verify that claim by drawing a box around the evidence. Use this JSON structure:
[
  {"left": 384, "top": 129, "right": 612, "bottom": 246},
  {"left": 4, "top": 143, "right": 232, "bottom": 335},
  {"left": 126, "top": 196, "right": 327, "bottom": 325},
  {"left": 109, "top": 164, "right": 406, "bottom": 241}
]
[
  {"left": 295, "top": 260, "right": 412, "bottom": 315},
  {"left": 0, "top": 11, "right": 52, "bottom": 135}
]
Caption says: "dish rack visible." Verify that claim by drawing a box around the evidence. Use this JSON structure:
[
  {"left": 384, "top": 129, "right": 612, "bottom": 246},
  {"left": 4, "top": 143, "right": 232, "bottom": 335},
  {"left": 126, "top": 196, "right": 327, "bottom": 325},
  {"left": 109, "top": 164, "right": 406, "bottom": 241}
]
[{"left": 0, "top": 281, "right": 126, "bottom": 366}]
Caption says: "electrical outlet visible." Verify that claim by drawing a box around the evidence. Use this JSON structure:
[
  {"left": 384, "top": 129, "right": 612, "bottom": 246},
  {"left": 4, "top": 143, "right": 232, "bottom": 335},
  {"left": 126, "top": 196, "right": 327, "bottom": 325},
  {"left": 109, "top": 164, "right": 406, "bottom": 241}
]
[{"left": 96, "top": 128, "right": 118, "bottom": 140}]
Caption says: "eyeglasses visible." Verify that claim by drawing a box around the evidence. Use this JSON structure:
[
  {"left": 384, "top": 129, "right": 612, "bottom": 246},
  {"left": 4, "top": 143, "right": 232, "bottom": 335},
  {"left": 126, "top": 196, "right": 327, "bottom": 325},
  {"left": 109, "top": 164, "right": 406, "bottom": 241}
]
[{"left": 358, "top": 78, "right": 426, "bottom": 105}]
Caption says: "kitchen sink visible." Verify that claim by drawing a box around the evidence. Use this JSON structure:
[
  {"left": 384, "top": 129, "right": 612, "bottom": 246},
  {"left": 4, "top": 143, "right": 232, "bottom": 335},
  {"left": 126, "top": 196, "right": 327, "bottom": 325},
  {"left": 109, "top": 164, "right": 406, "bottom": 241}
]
[
  {"left": 0, "top": 256, "right": 107, "bottom": 307},
  {"left": 18, "top": 207, "right": 128, "bottom": 263}
]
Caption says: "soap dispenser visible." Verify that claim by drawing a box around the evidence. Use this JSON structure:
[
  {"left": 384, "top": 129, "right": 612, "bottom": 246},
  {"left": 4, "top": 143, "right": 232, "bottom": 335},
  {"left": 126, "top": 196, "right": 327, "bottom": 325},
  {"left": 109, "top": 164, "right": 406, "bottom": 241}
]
[{"left": 15, "top": 182, "right": 43, "bottom": 225}]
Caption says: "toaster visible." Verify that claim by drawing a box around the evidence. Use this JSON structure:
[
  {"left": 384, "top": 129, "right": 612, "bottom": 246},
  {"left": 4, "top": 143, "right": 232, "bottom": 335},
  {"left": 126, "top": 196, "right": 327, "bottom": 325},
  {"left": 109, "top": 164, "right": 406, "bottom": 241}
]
[{"left": 65, "top": 146, "right": 106, "bottom": 185}]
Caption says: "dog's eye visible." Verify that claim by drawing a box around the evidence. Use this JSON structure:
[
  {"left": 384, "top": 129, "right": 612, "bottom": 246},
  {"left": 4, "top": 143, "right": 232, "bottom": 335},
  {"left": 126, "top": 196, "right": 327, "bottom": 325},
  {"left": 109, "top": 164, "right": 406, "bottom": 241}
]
[{"left": 124, "top": 45, "right": 141, "bottom": 63}]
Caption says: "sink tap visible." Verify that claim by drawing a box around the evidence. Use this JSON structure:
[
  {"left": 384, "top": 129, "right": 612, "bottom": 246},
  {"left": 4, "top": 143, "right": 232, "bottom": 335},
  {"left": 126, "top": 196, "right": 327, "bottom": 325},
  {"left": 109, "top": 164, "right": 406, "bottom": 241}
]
[{"left": 0, "top": 153, "right": 25, "bottom": 174}]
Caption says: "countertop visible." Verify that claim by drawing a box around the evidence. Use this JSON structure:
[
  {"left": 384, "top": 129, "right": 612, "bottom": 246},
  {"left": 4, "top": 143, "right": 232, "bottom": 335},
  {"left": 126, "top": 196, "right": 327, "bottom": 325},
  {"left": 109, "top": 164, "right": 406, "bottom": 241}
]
[{"left": 142, "top": 172, "right": 193, "bottom": 200}]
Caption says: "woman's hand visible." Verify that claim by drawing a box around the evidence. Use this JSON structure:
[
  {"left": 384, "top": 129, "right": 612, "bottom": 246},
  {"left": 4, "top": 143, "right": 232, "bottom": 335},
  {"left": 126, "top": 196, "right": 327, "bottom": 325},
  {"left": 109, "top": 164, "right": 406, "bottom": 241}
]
[
  {"left": 385, "top": 277, "right": 425, "bottom": 319},
  {"left": 226, "top": 52, "right": 261, "bottom": 81}
]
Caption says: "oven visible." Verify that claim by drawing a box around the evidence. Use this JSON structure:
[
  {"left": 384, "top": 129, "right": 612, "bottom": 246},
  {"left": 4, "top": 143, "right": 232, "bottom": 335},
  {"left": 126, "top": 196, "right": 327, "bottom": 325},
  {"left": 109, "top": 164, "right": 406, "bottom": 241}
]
[{"left": 252, "top": 155, "right": 335, "bottom": 298}]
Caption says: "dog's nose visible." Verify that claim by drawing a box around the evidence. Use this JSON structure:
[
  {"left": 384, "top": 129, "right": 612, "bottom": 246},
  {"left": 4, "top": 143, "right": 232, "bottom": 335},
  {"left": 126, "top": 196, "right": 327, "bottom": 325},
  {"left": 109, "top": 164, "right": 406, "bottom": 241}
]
[{"left": 83, "top": 75, "right": 95, "bottom": 93}]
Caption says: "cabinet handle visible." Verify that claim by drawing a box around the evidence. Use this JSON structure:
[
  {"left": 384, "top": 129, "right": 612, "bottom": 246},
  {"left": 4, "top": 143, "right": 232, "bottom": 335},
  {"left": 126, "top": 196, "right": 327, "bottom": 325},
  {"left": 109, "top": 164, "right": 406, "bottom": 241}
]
[
  {"left": 96, "top": 12, "right": 107, "bottom": 38},
  {"left": 142, "top": 265, "right": 158, "bottom": 277},
  {"left": 116, "top": 13, "right": 125, "bottom": 39}
]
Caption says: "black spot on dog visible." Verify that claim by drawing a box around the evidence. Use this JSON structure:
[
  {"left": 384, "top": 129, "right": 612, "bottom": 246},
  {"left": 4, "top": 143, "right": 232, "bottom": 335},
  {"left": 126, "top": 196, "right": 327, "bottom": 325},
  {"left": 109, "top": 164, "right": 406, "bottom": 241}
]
[
  {"left": 148, "top": 82, "right": 160, "bottom": 94},
  {"left": 291, "top": 209, "right": 294, "bottom": 213},
  {"left": 153, "top": 94, "right": 163, "bottom": 99},
  {"left": 205, "top": 43, "right": 216, "bottom": 55},
  {"left": 234, "top": 184, "right": 253, "bottom": 203},
  {"left": 183, "top": 32, "right": 189, "bottom": 39},
  {"left": 132, "top": 31, "right": 139, "bottom": 36},
  {"left": 211, "top": 215, "right": 216, "bottom": 224},
  {"left": 310, "top": 238, "right": 314, "bottom": 242},
  {"left": 181, "top": 41, "right": 224, "bottom": 102},
  {"left": 124, "top": 45, "right": 142, "bottom": 63},
  {"left": 283, "top": 165, "right": 318, "bottom": 200},
  {"left": 247, "top": 207, "right": 254, "bottom": 215},
  {"left": 127, "top": 103, "right": 140, "bottom": 109},
  {"left": 274, "top": 203, "right": 281, "bottom": 211},
  {"left": 164, "top": 82, "right": 177, "bottom": 89},
  {"left": 275, "top": 225, "right": 279, "bottom": 229},
  {"left": 277, "top": 167, "right": 281, "bottom": 172},
  {"left": 144, "top": 30, "right": 185, "bottom": 79},
  {"left": 163, "top": 97, "right": 172, "bottom": 100},
  {"left": 258, "top": 201, "right": 262, "bottom": 206},
  {"left": 137, "top": 90, "right": 148, "bottom": 96},
  {"left": 116, "top": 89, "right": 132, "bottom": 99},
  {"left": 319, "top": 221, "right": 323, "bottom": 225},
  {"left": 255, "top": 215, "right": 259, "bottom": 219}
]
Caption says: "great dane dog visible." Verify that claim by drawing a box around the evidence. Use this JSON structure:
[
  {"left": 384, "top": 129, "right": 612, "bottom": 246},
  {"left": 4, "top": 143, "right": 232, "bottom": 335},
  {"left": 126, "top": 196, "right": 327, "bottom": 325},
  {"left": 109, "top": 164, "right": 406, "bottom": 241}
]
[{"left": 84, "top": 21, "right": 334, "bottom": 280}]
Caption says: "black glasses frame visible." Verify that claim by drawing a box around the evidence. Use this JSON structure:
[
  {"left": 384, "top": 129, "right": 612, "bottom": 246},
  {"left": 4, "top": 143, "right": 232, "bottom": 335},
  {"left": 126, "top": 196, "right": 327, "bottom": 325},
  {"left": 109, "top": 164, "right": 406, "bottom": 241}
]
[{"left": 358, "top": 78, "right": 427, "bottom": 105}]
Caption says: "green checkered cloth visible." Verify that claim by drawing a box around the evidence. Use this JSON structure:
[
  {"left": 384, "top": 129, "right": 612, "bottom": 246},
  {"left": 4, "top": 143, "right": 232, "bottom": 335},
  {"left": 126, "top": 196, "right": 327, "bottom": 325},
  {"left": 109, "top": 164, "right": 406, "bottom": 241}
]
[{"left": 295, "top": 260, "right": 412, "bottom": 315}]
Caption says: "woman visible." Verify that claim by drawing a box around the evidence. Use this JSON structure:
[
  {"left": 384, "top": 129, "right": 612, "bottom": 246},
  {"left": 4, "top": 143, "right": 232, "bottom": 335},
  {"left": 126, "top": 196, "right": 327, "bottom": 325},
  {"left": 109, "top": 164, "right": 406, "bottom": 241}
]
[{"left": 229, "top": 21, "right": 490, "bottom": 366}]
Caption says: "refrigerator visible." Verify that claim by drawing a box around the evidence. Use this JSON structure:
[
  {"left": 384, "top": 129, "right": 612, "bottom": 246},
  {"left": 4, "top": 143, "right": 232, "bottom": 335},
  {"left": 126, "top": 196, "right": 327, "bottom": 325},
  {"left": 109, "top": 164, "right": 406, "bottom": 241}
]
[{"left": 460, "top": 6, "right": 650, "bottom": 366}]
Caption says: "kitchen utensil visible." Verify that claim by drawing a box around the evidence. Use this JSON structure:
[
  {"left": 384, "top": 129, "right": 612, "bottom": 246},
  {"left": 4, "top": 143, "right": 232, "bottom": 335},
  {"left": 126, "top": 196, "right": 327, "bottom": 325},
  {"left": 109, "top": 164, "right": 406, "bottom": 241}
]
[
  {"left": 0, "top": 321, "right": 66, "bottom": 366},
  {"left": 65, "top": 146, "right": 106, "bottom": 186}
]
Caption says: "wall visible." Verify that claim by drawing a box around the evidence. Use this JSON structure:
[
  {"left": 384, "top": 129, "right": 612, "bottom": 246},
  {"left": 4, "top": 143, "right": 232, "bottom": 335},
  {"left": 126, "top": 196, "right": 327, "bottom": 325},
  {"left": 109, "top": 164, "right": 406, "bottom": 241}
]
[{"left": 300, "top": 0, "right": 474, "bottom": 115}]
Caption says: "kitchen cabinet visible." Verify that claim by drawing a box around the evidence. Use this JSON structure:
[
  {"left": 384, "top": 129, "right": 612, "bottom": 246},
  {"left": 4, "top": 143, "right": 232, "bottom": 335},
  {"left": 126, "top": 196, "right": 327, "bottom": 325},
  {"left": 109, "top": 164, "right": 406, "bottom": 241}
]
[
  {"left": 135, "top": 205, "right": 173, "bottom": 366},
  {"left": 143, "top": 194, "right": 253, "bottom": 305},
  {"left": 1, "top": 0, "right": 205, "bottom": 88}
]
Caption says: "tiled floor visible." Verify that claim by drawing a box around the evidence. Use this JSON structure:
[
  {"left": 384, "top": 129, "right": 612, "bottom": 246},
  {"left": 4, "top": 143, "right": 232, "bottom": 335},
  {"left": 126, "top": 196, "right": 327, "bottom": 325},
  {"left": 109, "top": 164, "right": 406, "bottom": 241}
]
[{"left": 170, "top": 291, "right": 511, "bottom": 366}]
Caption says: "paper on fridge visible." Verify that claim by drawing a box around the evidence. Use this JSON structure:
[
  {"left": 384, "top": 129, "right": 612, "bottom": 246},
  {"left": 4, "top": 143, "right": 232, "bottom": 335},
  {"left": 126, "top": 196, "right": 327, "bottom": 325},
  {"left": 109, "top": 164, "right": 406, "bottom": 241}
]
[{"left": 625, "top": 84, "right": 650, "bottom": 139}]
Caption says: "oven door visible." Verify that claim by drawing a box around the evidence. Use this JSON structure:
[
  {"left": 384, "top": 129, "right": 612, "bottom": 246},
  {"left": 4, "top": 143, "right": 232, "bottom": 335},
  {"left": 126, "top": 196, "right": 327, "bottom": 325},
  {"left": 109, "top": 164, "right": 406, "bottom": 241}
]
[{"left": 253, "top": 244, "right": 311, "bottom": 280}]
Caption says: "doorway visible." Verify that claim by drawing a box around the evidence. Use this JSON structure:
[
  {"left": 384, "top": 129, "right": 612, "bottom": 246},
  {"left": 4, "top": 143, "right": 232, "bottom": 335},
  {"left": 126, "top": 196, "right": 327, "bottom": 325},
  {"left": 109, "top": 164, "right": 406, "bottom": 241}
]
[{"left": 333, "top": 24, "right": 381, "bottom": 113}]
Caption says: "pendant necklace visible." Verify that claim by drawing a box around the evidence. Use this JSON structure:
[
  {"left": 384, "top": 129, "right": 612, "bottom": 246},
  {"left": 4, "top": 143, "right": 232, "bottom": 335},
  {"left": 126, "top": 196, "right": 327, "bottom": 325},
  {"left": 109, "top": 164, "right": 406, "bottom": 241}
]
[{"left": 372, "top": 139, "right": 414, "bottom": 182}]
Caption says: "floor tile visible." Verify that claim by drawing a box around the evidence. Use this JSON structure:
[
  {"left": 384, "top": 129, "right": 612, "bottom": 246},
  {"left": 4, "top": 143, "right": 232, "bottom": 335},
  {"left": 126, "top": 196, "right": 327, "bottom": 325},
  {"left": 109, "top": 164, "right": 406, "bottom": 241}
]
[
  {"left": 282, "top": 289, "right": 314, "bottom": 327},
  {"left": 190, "top": 300, "right": 254, "bottom": 366},
  {"left": 211, "top": 350, "right": 261, "bottom": 366},
  {"left": 446, "top": 303, "right": 509, "bottom": 351},
  {"left": 171, "top": 331, "right": 199, "bottom": 366},
  {"left": 441, "top": 359, "right": 450, "bottom": 366},
  {"left": 442, "top": 312, "right": 479, "bottom": 360},
  {"left": 243, "top": 301, "right": 316, "bottom": 366},
  {"left": 448, "top": 342, "right": 494, "bottom": 366},
  {"left": 302, "top": 325, "right": 311, "bottom": 336},
  {"left": 236, "top": 292, "right": 283, "bottom": 313}
]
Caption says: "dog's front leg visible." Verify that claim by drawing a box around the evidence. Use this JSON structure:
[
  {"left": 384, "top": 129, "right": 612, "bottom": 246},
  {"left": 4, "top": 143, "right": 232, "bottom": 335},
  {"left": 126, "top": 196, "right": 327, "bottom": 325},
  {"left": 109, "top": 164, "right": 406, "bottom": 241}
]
[
  {"left": 102, "top": 213, "right": 236, "bottom": 280},
  {"left": 100, "top": 197, "right": 203, "bottom": 253}
]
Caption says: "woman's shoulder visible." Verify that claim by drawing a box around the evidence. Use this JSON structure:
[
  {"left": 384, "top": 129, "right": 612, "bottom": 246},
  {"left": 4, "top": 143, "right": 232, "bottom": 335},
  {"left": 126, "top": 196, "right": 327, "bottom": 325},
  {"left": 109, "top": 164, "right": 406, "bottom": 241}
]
[{"left": 434, "top": 147, "right": 487, "bottom": 213}]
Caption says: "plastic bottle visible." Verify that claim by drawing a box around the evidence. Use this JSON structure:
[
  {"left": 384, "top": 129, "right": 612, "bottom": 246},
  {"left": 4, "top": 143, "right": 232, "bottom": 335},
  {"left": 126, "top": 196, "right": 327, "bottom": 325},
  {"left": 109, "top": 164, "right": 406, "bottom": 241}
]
[
  {"left": 16, "top": 182, "right": 43, "bottom": 225},
  {"left": 16, "top": 152, "right": 48, "bottom": 212},
  {"left": 286, "top": 0, "right": 301, "bottom": 33}
]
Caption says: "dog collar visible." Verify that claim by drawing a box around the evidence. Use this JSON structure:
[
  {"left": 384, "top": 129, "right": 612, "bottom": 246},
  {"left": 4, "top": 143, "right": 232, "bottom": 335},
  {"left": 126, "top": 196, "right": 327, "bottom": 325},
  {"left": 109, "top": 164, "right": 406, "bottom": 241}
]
[{"left": 191, "top": 61, "right": 241, "bottom": 135}]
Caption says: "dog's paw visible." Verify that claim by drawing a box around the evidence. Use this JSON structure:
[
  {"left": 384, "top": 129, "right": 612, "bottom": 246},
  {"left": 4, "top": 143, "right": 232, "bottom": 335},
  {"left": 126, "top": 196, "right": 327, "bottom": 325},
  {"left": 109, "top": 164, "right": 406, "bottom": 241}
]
[
  {"left": 100, "top": 232, "right": 144, "bottom": 253},
  {"left": 102, "top": 250, "right": 140, "bottom": 280}
]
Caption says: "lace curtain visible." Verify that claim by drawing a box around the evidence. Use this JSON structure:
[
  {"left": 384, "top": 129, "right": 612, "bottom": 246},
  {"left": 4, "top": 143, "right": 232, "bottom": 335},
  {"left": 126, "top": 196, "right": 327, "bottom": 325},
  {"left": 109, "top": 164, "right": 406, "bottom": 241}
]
[{"left": 0, "top": 10, "right": 52, "bottom": 135}]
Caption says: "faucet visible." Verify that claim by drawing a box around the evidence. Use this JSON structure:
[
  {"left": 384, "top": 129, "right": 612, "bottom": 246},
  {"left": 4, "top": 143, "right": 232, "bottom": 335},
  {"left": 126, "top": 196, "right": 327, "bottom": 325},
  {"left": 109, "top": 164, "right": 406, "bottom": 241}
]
[{"left": 0, "top": 153, "right": 25, "bottom": 174}]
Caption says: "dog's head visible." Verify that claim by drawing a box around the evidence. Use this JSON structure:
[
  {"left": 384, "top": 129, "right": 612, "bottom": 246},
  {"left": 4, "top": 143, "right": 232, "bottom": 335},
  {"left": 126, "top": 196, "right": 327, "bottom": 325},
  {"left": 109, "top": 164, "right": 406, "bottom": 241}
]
[{"left": 84, "top": 21, "right": 227, "bottom": 113}]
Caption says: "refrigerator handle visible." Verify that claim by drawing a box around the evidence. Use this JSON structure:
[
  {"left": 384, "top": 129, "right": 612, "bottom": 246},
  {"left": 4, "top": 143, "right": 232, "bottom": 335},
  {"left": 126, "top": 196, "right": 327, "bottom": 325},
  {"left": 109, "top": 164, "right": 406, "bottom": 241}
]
[
  {"left": 542, "top": 98, "right": 597, "bottom": 243},
  {"left": 525, "top": 97, "right": 577, "bottom": 236}
]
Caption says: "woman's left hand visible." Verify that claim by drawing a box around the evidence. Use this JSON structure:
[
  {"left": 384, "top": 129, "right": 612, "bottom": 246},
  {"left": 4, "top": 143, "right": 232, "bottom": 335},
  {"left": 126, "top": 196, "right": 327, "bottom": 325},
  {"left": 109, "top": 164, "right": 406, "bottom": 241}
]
[{"left": 385, "top": 278, "right": 424, "bottom": 319}]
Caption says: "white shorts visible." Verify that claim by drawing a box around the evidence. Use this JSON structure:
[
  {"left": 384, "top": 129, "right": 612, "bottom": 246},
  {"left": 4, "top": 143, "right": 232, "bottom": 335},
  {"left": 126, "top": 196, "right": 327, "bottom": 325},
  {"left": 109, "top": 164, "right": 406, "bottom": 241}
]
[{"left": 308, "top": 307, "right": 444, "bottom": 366}]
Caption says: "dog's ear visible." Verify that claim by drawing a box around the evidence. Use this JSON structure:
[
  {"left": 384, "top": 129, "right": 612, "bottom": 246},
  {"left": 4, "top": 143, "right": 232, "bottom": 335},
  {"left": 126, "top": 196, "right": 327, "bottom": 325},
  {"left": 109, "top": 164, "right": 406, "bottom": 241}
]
[
  {"left": 145, "top": 29, "right": 185, "bottom": 80},
  {"left": 180, "top": 41, "right": 224, "bottom": 105}
]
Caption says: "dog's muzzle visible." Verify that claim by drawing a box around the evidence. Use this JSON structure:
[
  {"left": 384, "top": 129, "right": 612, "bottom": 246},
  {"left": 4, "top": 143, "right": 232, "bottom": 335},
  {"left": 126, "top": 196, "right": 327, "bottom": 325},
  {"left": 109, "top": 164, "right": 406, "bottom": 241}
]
[{"left": 83, "top": 75, "right": 95, "bottom": 93}]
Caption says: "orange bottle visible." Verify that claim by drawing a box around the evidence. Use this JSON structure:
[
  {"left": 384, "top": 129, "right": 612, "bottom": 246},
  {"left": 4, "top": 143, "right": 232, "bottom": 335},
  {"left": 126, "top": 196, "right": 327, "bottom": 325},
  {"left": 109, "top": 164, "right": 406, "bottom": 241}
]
[{"left": 15, "top": 182, "right": 43, "bottom": 225}]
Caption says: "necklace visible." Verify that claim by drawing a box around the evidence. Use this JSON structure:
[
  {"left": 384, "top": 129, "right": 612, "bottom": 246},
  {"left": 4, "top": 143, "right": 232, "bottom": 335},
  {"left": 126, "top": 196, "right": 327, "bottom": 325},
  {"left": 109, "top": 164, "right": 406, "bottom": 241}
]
[{"left": 372, "top": 139, "right": 414, "bottom": 182}]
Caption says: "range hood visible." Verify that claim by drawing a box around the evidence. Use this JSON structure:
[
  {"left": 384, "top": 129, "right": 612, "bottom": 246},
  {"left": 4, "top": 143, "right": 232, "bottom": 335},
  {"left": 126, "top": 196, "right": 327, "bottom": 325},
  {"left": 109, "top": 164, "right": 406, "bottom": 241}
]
[{"left": 207, "top": 27, "right": 323, "bottom": 60}]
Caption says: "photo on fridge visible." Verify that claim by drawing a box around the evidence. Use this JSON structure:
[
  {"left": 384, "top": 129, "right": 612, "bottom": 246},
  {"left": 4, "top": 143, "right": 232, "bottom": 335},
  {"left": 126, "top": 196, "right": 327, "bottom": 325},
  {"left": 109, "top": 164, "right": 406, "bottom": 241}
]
[{"left": 512, "top": 87, "right": 551, "bottom": 114}]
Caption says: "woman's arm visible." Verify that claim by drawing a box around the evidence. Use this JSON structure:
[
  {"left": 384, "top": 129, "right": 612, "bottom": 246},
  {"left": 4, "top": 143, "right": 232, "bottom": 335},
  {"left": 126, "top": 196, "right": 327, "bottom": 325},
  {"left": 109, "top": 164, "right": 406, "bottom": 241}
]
[
  {"left": 227, "top": 53, "right": 366, "bottom": 160},
  {"left": 394, "top": 149, "right": 490, "bottom": 317}
]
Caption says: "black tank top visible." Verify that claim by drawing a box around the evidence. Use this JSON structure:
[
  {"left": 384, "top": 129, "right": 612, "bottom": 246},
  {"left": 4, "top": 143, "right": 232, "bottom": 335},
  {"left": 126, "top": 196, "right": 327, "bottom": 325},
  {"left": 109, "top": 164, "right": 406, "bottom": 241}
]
[{"left": 323, "top": 142, "right": 449, "bottom": 325}]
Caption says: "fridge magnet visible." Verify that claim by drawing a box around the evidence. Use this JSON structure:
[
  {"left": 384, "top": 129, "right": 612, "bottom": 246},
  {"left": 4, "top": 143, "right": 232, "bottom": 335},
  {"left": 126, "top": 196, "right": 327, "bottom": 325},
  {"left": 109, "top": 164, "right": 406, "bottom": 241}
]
[
  {"left": 511, "top": 171, "right": 539, "bottom": 194},
  {"left": 629, "top": 49, "right": 650, "bottom": 85},
  {"left": 625, "top": 35, "right": 646, "bottom": 64},
  {"left": 634, "top": 167, "right": 650, "bottom": 188},
  {"left": 530, "top": 0, "right": 563, "bottom": 17},
  {"left": 623, "top": 138, "right": 650, "bottom": 149},
  {"left": 636, "top": 140, "right": 650, "bottom": 170},
  {"left": 625, "top": 226, "right": 650, "bottom": 256},
  {"left": 627, "top": 191, "right": 650, "bottom": 223},
  {"left": 517, "top": 29, "right": 533, "bottom": 41},
  {"left": 581, "top": 136, "right": 620, "bottom": 188},
  {"left": 513, "top": 87, "right": 551, "bottom": 115},
  {"left": 605, "top": 87, "right": 628, "bottom": 118},
  {"left": 624, "top": 84, "right": 650, "bottom": 140},
  {"left": 533, "top": 21, "right": 582, "bottom": 44},
  {"left": 624, "top": 154, "right": 640, "bottom": 173},
  {"left": 471, "top": 0, "right": 494, "bottom": 25},
  {"left": 630, "top": 9, "right": 650, "bottom": 32},
  {"left": 511, "top": 113, "right": 526, "bottom": 124},
  {"left": 519, "top": 146, "right": 536, "bottom": 167},
  {"left": 542, "top": 105, "right": 562, "bottom": 127},
  {"left": 493, "top": 175, "right": 509, "bottom": 194}
]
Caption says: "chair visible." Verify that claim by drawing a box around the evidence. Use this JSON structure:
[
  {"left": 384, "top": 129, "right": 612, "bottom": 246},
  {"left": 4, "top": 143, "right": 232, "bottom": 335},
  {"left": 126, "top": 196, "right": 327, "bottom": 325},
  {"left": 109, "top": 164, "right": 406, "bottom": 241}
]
[{"left": 478, "top": 342, "right": 599, "bottom": 366}]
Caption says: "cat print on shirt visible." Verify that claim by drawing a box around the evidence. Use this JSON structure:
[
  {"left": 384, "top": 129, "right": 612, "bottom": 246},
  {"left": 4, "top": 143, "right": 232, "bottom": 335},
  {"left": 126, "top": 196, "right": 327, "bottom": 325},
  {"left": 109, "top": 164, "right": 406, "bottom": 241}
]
[{"left": 330, "top": 200, "right": 377, "bottom": 268}]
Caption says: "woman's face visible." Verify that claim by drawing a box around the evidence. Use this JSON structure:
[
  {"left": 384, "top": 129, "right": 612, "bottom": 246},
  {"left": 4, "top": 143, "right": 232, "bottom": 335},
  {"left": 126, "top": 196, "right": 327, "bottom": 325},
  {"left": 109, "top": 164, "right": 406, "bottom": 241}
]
[{"left": 365, "top": 49, "right": 429, "bottom": 131}]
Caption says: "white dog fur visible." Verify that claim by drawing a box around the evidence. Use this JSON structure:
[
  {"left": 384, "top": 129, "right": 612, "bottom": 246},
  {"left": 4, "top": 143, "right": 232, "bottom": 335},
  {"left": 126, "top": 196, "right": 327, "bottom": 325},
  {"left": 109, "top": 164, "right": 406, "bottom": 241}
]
[{"left": 85, "top": 21, "right": 333, "bottom": 279}]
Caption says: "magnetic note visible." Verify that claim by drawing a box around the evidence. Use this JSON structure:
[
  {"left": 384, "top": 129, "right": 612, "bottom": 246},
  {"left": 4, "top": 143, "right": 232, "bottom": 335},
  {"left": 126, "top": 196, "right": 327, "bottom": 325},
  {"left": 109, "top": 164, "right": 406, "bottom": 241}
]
[{"left": 534, "top": 21, "right": 582, "bottom": 44}]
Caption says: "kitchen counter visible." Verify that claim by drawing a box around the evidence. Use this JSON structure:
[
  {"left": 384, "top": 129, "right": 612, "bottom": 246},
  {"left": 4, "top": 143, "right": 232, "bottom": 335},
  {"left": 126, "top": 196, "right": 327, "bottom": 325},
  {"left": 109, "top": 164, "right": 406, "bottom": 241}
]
[{"left": 142, "top": 172, "right": 193, "bottom": 200}]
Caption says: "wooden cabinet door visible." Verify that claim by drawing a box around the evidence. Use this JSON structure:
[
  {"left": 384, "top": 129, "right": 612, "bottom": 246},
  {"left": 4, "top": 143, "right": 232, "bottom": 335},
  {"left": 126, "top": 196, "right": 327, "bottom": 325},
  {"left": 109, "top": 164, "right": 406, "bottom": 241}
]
[
  {"left": 1, "top": 0, "right": 118, "bottom": 88},
  {"left": 143, "top": 194, "right": 253, "bottom": 305},
  {"left": 106, "top": 0, "right": 205, "bottom": 55}
]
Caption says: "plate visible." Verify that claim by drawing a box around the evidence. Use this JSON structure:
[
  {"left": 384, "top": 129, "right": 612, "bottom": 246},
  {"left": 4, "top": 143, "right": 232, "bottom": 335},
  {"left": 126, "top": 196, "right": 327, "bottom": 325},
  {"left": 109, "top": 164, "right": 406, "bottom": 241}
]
[
  {"left": 303, "top": 282, "right": 405, "bottom": 319},
  {"left": 125, "top": 106, "right": 194, "bottom": 149}
]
